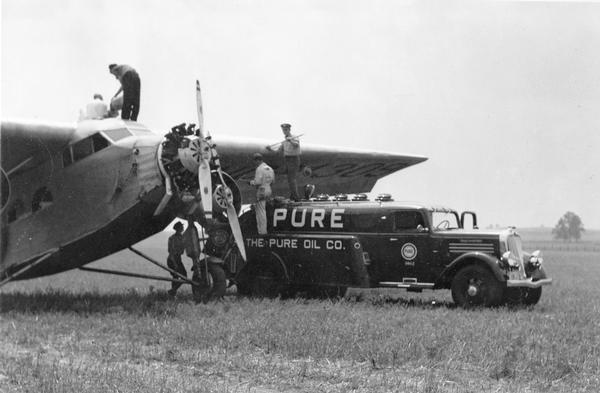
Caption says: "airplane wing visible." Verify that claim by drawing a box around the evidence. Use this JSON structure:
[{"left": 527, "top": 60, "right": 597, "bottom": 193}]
[
  {"left": 1, "top": 119, "right": 75, "bottom": 176},
  {"left": 212, "top": 136, "right": 428, "bottom": 200}
]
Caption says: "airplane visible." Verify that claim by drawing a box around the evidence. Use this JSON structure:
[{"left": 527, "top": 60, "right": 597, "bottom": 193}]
[{"left": 0, "top": 81, "right": 427, "bottom": 295}]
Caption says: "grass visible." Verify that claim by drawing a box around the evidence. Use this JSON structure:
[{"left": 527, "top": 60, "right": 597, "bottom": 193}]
[{"left": 1, "top": 234, "right": 599, "bottom": 392}]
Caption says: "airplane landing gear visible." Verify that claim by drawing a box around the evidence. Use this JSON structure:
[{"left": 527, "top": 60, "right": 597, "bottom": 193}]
[
  {"left": 192, "top": 263, "right": 226, "bottom": 303},
  {"left": 185, "top": 218, "right": 228, "bottom": 303}
]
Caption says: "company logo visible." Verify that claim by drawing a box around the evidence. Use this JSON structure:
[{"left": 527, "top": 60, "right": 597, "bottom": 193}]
[{"left": 401, "top": 243, "right": 417, "bottom": 261}]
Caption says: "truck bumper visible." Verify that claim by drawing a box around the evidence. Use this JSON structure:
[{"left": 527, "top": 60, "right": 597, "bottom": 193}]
[{"left": 506, "top": 277, "right": 553, "bottom": 288}]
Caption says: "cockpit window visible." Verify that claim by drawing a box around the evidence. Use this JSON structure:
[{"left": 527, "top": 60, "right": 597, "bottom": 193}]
[
  {"left": 65, "top": 133, "right": 111, "bottom": 166},
  {"left": 92, "top": 133, "right": 109, "bottom": 152},
  {"left": 103, "top": 128, "right": 132, "bottom": 142},
  {"left": 72, "top": 138, "right": 93, "bottom": 161}
]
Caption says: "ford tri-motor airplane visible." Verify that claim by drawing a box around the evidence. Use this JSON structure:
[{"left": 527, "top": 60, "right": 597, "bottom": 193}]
[{"left": 0, "top": 81, "right": 427, "bottom": 295}]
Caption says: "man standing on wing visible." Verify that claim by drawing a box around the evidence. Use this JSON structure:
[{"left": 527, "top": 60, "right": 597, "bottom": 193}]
[
  {"left": 109, "top": 63, "right": 141, "bottom": 121},
  {"left": 250, "top": 153, "right": 274, "bottom": 235}
]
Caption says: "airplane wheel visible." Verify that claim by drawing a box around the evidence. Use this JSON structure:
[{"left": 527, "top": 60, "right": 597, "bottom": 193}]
[
  {"left": 451, "top": 265, "right": 504, "bottom": 308},
  {"left": 192, "top": 264, "right": 226, "bottom": 303}
]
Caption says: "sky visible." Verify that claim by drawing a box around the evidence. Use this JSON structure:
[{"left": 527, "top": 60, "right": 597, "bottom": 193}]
[{"left": 2, "top": 0, "right": 599, "bottom": 229}]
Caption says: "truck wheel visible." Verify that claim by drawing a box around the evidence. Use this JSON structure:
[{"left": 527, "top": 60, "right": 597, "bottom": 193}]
[
  {"left": 451, "top": 265, "right": 504, "bottom": 308},
  {"left": 521, "top": 266, "right": 546, "bottom": 305},
  {"left": 192, "top": 264, "right": 226, "bottom": 303},
  {"left": 521, "top": 287, "right": 542, "bottom": 305},
  {"left": 248, "top": 264, "right": 284, "bottom": 298}
]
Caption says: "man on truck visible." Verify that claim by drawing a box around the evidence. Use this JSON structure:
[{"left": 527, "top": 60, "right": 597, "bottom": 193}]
[{"left": 249, "top": 153, "right": 274, "bottom": 235}]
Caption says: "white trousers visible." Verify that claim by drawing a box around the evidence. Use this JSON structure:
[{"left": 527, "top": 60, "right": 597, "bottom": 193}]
[{"left": 255, "top": 186, "right": 271, "bottom": 235}]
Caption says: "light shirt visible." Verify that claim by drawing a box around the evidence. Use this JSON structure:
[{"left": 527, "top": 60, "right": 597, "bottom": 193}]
[
  {"left": 85, "top": 98, "right": 108, "bottom": 119},
  {"left": 280, "top": 135, "right": 301, "bottom": 156},
  {"left": 252, "top": 162, "right": 275, "bottom": 187}
]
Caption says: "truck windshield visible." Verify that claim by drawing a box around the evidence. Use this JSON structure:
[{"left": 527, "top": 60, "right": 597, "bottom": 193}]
[{"left": 430, "top": 211, "right": 460, "bottom": 231}]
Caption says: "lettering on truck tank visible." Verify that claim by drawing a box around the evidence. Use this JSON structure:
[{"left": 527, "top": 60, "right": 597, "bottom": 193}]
[
  {"left": 273, "top": 208, "right": 345, "bottom": 229},
  {"left": 245, "top": 237, "right": 346, "bottom": 250}
]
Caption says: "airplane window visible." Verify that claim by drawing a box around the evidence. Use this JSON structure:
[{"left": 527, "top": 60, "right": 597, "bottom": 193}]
[
  {"left": 62, "top": 147, "right": 73, "bottom": 167},
  {"left": 103, "top": 128, "right": 132, "bottom": 142},
  {"left": 72, "top": 138, "right": 93, "bottom": 161},
  {"left": 32, "top": 187, "right": 53, "bottom": 212},
  {"left": 394, "top": 211, "right": 425, "bottom": 231},
  {"left": 92, "top": 133, "right": 109, "bottom": 152}
]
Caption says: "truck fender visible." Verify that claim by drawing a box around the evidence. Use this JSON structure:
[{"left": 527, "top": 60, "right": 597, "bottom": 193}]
[
  {"left": 235, "top": 250, "right": 290, "bottom": 284},
  {"left": 437, "top": 252, "right": 505, "bottom": 288},
  {"left": 268, "top": 251, "right": 290, "bottom": 282}
]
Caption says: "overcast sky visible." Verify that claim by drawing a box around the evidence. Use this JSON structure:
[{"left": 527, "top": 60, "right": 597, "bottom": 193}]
[{"left": 2, "top": 0, "right": 599, "bottom": 229}]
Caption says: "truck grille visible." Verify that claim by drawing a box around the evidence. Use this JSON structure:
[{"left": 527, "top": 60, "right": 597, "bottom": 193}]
[{"left": 507, "top": 234, "right": 523, "bottom": 261}]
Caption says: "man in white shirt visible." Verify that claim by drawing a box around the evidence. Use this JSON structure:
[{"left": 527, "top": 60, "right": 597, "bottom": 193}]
[
  {"left": 80, "top": 93, "right": 108, "bottom": 120},
  {"left": 249, "top": 153, "right": 274, "bottom": 234}
]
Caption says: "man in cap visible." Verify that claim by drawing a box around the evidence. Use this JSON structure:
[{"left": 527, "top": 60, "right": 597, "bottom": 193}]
[
  {"left": 108, "top": 63, "right": 141, "bottom": 121},
  {"left": 167, "top": 221, "right": 187, "bottom": 296},
  {"left": 249, "top": 153, "right": 274, "bottom": 234},
  {"left": 267, "top": 123, "right": 301, "bottom": 201}
]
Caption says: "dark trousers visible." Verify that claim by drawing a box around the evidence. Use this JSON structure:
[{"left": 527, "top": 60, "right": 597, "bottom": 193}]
[
  {"left": 167, "top": 256, "right": 187, "bottom": 292},
  {"left": 285, "top": 155, "right": 301, "bottom": 201},
  {"left": 121, "top": 71, "right": 141, "bottom": 121}
]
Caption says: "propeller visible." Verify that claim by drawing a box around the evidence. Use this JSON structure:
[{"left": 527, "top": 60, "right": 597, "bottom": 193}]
[
  {"left": 191, "top": 81, "right": 212, "bottom": 220},
  {"left": 195, "top": 80, "right": 247, "bottom": 261}
]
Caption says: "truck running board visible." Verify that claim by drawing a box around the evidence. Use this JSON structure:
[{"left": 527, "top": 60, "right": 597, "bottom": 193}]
[{"left": 378, "top": 281, "right": 435, "bottom": 290}]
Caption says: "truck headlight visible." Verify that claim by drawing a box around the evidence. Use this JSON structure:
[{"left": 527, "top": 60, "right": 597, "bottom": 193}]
[
  {"left": 502, "top": 251, "right": 520, "bottom": 268},
  {"left": 529, "top": 250, "right": 543, "bottom": 268}
]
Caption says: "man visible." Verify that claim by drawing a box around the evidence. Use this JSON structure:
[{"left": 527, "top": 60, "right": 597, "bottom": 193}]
[
  {"left": 84, "top": 93, "right": 108, "bottom": 120},
  {"left": 249, "top": 153, "right": 274, "bottom": 234},
  {"left": 267, "top": 123, "right": 301, "bottom": 201},
  {"left": 108, "top": 63, "right": 141, "bottom": 121},
  {"left": 167, "top": 222, "right": 187, "bottom": 296}
]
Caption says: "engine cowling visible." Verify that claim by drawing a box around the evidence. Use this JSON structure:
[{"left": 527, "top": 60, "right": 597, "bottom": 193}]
[{"left": 159, "top": 124, "right": 241, "bottom": 221}]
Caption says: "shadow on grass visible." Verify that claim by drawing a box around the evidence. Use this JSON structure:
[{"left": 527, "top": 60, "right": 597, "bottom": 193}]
[
  {"left": 2, "top": 288, "right": 458, "bottom": 315},
  {"left": 346, "top": 293, "right": 455, "bottom": 309},
  {"left": 0, "top": 289, "right": 191, "bottom": 316}
]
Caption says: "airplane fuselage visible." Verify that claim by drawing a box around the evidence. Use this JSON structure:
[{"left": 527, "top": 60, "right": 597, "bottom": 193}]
[{"left": 1, "top": 119, "right": 174, "bottom": 279}]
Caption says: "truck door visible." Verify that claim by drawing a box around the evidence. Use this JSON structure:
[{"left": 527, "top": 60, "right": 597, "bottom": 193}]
[{"left": 386, "top": 210, "right": 432, "bottom": 283}]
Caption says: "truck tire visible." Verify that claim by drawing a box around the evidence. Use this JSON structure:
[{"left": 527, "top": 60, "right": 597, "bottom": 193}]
[
  {"left": 192, "top": 264, "right": 226, "bottom": 303},
  {"left": 521, "top": 287, "right": 542, "bottom": 305},
  {"left": 238, "top": 253, "right": 288, "bottom": 298},
  {"left": 451, "top": 265, "right": 504, "bottom": 308},
  {"left": 505, "top": 266, "right": 545, "bottom": 306},
  {"left": 522, "top": 266, "right": 546, "bottom": 305}
]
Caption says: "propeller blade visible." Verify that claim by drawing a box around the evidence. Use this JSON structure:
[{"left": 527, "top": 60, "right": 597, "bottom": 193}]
[
  {"left": 197, "top": 159, "right": 212, "bottom": 219},
  {"left": 196, "top": 80, "right": 205, "bottom": 139},
  {"left": 213, "top": 159, "right": 246, "bottom": 261},
  {"left": 226, "top": 202, "right": 246, "bottom": 261},
  {"left": 195, "top": 79, "right": 245, "bottom": 260}
]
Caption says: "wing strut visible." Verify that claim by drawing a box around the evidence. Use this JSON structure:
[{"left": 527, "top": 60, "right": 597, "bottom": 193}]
[{"left": 0, "top": 250, "right": 56, "bottom": 288}]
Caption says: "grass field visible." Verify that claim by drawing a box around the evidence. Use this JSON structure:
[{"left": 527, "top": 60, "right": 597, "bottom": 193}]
[{"left": 1, "top": 230, "right": 599, "bottom": 392}]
